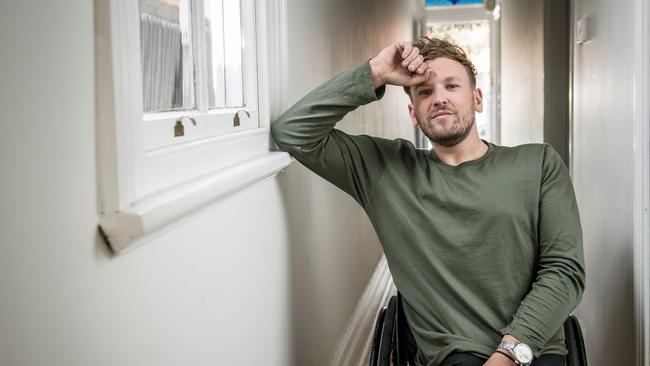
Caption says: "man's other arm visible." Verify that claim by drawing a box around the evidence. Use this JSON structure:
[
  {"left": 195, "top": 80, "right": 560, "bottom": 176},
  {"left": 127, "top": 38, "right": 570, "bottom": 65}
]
[{"left": 498, "top": 144, "right": 586, "bottom": 357}]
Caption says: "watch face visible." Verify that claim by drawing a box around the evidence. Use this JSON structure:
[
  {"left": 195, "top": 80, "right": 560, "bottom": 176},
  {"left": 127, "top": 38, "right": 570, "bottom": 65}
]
[{"left": 514, "top": 344, "right": 534, "bottom": 364}]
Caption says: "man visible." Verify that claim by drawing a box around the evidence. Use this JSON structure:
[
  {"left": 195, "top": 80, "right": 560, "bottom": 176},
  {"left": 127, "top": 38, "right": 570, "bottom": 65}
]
[{"left": 270, "top": 37, "right": 585, "bottom": 366}]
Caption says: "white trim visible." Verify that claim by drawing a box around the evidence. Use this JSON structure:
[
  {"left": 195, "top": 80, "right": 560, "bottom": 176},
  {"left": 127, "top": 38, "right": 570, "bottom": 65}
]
[
  {"left": 241, "top": 0, "right": 258, "bottom": 113},
  {"left": 142, "top": 109, "right": 259, "bottom": 152},
  {"left": 633, "top": 0, "right": 650, "bottom": 365},
  {"left": 96, "top": 0, "right": 290, "bottom": 253},
  {"left": 99, "top": 151, "right": 292, "bottom": 254},
  {"left": 145, "top": 125, "right": 265, "bottom": 158},
  {"left": 140, "top": 129, "right": 271, "bottom": 196},
  {"left": 108, "top": 0, "right": 145, "bottom": 209},
  {"left": 329, "top": 256, "right": 396, "bottom": 366},
  {"left": 260, "top": 0, "right": 289, "bottom": 126}
]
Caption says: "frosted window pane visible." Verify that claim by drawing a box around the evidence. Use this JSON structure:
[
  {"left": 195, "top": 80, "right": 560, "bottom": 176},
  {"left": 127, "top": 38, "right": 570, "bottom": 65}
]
[
  {"left": 206, "top": 0, "right": 243, "bottom": 108},
  {"left": 205, "top": 0, "right": 226, "bottom": 108},
  {"left": 140, "top": 0, "right": 195, "bottom": 113}
]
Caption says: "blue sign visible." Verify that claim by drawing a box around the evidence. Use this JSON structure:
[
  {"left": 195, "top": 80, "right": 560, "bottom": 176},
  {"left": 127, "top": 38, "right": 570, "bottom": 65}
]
[{"left": 426, "top": 0, "right": 483, "bottom": 6}]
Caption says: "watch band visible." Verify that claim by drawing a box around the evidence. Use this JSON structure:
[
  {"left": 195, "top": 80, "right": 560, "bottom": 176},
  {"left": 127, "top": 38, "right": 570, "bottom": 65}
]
[
  {"left": 495, "top": 349, "right": 516, "bottom": 363},
  {"left": 498, "top": 340, "right": 518, "bottom": 350},
  {"left": 497, "top": 340, "right": 534, "bottom": 365}
]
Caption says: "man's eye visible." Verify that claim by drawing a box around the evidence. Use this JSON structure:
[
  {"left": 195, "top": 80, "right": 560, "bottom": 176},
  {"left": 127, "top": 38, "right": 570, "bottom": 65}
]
[
  {"left": 418, "top": 89, "right": 431, "bottom": 96},
  {"left": 447, "top": 84, "right": 459, "bottom": 89}
]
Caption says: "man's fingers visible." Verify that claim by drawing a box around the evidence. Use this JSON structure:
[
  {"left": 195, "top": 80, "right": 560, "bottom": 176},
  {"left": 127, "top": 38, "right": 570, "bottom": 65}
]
[
  {"left": 384, "top": 42, "right": 431, "bottom": 86},
  {"left": 398, "top": 42, "right": 412, "bottom": 59},
  {"left": 408, "top": 55, "right": 425, "bottom": 72},
  {"left": 402, "top": 47, "right": 420, "bottom": 68},
  {"left": 415, "top": 59, "right": 428, "bottom": 74}
]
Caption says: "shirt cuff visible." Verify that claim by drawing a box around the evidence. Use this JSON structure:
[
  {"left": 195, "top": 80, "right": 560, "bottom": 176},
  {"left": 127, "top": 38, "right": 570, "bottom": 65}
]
[{"left": 358, "top": 60, "right": 386, "bottom": 101}]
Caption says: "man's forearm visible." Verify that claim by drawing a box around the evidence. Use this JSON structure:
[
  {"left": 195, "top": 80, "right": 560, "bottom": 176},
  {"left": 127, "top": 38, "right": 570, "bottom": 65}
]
[
  {"left": 270, "top": 60, "right": 383, "bottom": 154},
  {"left": 269, "top": 60, "right": 392, "bottom": 208}
]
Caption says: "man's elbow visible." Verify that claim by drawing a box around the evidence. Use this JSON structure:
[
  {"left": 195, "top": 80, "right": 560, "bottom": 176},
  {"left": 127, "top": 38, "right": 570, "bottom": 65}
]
[{"left": 270, "top": 118, "right": 291, "bottom": 152}]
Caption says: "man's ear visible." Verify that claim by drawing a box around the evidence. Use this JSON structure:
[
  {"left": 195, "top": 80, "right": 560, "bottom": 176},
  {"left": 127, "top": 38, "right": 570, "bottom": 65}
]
[
  {"left": 408, "top": 103, "right": 418, "bottom": 128},
  {"left": 474, "top": 87, "right": 484, "bottom": 113}
]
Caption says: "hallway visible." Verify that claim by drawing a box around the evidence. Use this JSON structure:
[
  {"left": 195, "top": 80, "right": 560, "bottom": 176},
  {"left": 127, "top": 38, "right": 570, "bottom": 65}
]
[{"left": 0, "top": 0, "right": 648, "bottom": 365}]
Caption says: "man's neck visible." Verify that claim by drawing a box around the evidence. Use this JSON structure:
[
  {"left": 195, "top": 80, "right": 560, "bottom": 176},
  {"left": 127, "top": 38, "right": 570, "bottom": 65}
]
[{"left": 431, "top": 132, "right": 488, "bottom": 166}]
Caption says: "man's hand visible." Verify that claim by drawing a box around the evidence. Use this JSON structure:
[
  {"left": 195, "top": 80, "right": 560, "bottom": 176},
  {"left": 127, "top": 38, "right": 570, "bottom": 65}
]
[
  {"left": 369, "top": 42, "right": 430, "bottom": 89},
  {"left": 483, "top": 351, "right": 516, "bottom": 366}
]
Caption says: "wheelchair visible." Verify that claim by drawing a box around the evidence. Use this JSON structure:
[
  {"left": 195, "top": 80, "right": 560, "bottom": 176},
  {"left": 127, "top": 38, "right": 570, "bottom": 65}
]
[{"left": 369, "top": 293, "right": 588, "bottom": 366}]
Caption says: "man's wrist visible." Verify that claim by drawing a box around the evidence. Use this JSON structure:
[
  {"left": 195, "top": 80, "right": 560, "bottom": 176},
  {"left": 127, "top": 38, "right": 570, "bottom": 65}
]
[
  {"left": 368, "top": 58, "right": 386, "bottom": 89},
  {"left": 494, "top": 349, "right": 516, "bottom": 365},
  {"left": 497, "top": 336, "right": 534, "bottom": 365}
]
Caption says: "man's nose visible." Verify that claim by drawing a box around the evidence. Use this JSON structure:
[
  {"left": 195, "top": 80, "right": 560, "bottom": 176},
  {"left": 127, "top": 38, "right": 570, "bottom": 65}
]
[{"left": 432, "top": 90, "right": 448, "bottom": 108}]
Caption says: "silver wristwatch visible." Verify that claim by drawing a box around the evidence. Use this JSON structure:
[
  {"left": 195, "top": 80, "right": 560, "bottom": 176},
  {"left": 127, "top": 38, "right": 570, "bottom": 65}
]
[{"left": 497, "top": 340, "right": 534, "bottom": 365}]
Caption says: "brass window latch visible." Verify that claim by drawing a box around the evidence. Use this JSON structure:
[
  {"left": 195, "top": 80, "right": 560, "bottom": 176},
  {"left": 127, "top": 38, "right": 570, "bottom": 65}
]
[
  {"left": 174, "top": 116, "right": 197, "bottom": 137},
  {"left": 233, "top": 109, "right": 250, "bottom": 127}
]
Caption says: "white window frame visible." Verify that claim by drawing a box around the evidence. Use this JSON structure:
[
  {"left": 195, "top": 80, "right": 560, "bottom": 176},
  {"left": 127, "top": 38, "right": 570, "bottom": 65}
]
[
  {"left": 96, "top": 0, "right": 291, "bottom": 253},
  {"left": 417, "top": 3, "right": 501, "bottom": 147}
]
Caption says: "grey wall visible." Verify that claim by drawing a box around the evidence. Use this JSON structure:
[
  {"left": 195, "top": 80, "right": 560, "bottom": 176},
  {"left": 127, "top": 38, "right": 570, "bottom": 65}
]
[
  {"left": 0, "top": 1, "right": 415, "bottom": 365},
  {"left": 500, "top": 0, "right": 570, "bottom": 164},
  {"left": 282, "top": 0, "right": 416, "bottom": 364},
  {"left": 571, "top": 0, "right": 636, "bottom": 365},
  {"left": 500, "top": 0, "right": 545, "bottom": 146},
  {"left": 543, "top": 0, "right": 570, "bottom": 165}
]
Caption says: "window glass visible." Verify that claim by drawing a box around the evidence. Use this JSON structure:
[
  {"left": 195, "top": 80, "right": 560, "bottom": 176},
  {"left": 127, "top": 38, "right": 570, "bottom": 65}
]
[
  {"left": 205, "top": 0, "right": 243, "bottom": 108},
  {"left": 139, "top": 0, "right": 195, "bottom": 113}
]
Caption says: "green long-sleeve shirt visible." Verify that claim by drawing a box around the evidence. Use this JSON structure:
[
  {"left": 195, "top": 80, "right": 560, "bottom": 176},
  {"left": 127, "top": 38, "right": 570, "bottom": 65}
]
[{"left": 271, "top": 61, "right": 585, "bottom": 366}]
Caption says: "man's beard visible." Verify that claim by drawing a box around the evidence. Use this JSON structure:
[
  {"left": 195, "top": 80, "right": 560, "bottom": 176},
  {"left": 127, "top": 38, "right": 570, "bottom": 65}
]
[{"left": 418, "top": 107, "right": 475, "bottom": 148}]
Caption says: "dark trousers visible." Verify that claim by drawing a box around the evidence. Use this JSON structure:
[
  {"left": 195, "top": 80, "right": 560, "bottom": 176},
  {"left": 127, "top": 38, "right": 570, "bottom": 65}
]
[{"left": 442, "top": 352, "right": 565, "bottom": 366}]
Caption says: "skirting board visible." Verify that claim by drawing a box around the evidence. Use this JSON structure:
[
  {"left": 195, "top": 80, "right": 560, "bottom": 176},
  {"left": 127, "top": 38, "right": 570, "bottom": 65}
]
[{"left": 329, "top": 255, "right": 396, "bottom": 366}]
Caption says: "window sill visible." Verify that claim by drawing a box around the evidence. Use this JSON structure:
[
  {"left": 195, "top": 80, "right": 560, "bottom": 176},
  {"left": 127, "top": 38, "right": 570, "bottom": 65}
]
[{"left": 98, "top": 151, "right": 292, "bottom": 254}]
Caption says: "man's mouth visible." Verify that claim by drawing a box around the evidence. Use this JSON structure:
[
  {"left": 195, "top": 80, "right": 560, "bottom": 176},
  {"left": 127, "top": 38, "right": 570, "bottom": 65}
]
[{"left": 431, "top": 110, "right": 454, "bottom": 119}]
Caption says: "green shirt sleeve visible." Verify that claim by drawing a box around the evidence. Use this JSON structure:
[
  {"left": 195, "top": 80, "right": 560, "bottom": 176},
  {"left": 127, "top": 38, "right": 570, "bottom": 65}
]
[
  {"left": 270, "top": 60, "right": 391, "bottom": 209},
  {"left": 499, "top": 144, "right": 586, "bottom": 357}
]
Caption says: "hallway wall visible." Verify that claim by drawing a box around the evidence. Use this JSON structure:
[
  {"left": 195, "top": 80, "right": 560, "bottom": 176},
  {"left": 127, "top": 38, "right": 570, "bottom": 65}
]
[
  {"left": 0, "top": 1, "right": 415, "bottom": 365},
  {"left": 499, "top": 0, "right": 571, "bottom": 168},
  {"left": 499, "top": 0, "right": 545, "bottom": 147},
  {"left": 571, "top": 0, "right": 637, "bottom": 365},
  {"left": 281, "top": 0, "right": 416, "bottom": 363}
]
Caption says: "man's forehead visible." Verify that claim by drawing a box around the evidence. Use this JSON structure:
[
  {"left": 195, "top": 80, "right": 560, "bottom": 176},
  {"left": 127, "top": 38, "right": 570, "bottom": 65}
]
[
  {"left": 414, "top": 73, "right": 463, "bottom": 89},
  {"left": 424, "top": 57, "right": 466, "bottom": 70},
  {"left": 415, "top": 58, "right": 469, "bottom": 87}
]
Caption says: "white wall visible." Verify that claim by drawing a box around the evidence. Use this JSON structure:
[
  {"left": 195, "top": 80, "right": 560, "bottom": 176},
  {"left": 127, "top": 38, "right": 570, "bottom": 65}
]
[
  {"left": 0, "top": 1, "right": 415, "bottom": 365},
  {"left": 571, "top": 0, "right": 636, "bottom": 365},
  {"left": 0, "top": 3, "right": 292, "bottom": 364}
]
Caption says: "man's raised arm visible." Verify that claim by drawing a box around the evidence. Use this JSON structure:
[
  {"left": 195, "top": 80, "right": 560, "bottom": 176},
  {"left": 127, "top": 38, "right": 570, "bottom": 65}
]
[{"left": 270, "top": 42, "right": 429, "bottom": 208}]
